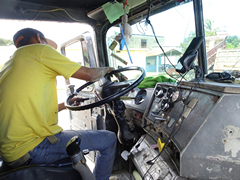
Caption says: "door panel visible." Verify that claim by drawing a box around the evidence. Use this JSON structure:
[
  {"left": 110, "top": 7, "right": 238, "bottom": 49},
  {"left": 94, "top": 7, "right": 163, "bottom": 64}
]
[{"left": 60, "top": 32, "right": 105, "bottom": 162}]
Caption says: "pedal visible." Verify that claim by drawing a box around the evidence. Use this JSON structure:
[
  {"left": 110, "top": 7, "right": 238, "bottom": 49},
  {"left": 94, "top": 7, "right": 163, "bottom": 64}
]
[{"left": 121, "top": 150, "right": 130, "bottom": 161}]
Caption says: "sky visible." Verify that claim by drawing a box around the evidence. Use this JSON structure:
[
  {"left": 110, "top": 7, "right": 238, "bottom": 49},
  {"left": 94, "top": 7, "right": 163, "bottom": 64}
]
[{"left": 129, "top": 0, "right": 240, "bottom": 46}]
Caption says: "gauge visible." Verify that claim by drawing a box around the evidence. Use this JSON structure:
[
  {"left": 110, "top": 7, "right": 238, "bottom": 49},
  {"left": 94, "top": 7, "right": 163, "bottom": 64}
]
[
  {"left": 135, "top": 89, "right": 147, "bottom": 105},
  {"left": 171, "top": 90, "right": 182, "bottom": 103},
  {"left": 160, "top": 100, "right": 169, "bottom": 111},
  {"left": 155, "top": 85, "right": 166, "bottom": 98},
  {"left": 151, "top": 104, "right": 160, "bottom": 114},
  {"left": 167, "top": 87, "right": 174, "bottom": 98}
]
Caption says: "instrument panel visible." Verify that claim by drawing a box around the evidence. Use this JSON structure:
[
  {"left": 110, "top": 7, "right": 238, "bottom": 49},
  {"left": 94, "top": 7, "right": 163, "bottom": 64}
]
[{"left": 144, "top": 82, "right": 220, "bottom": 149}]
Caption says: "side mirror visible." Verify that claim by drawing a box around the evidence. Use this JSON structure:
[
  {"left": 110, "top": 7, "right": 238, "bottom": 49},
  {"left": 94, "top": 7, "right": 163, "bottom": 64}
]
[
  {"left": 176, "top": 36, "right": 204, "bottom": 74},
  {"left": 176, "top": 51, "right": 198, "bottom": 73}
]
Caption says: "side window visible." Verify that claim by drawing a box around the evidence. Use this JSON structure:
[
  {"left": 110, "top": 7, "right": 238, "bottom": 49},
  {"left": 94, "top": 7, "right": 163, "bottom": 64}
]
[
  {"left": 64, "top": 41, "right": 91, "bottom": 89},
  {"left": 61, "top": 32, "right": 97, "bottom": 91},
  {"left": 65, "top": 41, "right": 85, "bottom": 66}
]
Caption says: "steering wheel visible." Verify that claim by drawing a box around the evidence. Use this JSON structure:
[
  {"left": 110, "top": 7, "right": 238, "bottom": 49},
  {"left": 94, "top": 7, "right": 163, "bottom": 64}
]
[{"left": 65, "top": 66, "right": 145, "bottom": 111}]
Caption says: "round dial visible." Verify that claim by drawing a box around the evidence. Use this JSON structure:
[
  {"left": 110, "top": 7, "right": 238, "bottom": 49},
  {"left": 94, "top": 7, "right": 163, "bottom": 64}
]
[
  {"left": 160, "top": 100, "right": 169, "bottom": 111},
  {"left": 155, "top": 85, "right": 166, "bottom": 98},
  {"left": 135, "top": 89, "right": 147, "bottom": 105}
]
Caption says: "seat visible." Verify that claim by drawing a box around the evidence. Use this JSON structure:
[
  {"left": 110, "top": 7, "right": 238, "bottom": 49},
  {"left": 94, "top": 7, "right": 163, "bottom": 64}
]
[{"left": 0, "top": 157, "right": 82, "bottom": 180}]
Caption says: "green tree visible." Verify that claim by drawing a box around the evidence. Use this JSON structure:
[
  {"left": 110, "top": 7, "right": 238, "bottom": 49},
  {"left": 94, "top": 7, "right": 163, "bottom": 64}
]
[
  {"left": 204, "top": 19, "right": 219, "bottom": 37},
  {"left": 226, "top": 35, "right": 240, "bottom": 49},
  {"left": 0, "top": 38, "right": 14, "bottom": 46},
  {"left": 180, "top": 31, "right": 196, "bottom": 52},
  {"left": 180, "top": 18, "right": 219, "bottom": 52}
]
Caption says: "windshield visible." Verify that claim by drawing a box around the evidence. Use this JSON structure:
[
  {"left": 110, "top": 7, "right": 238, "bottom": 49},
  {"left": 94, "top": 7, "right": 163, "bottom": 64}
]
[
  {"left": 106, "top": 0, "right": 240, "bottom": 84},
  {"left": 203, "top": 0, "right": 240, "bottom": 83},
  {"left": 106, "top": 2, "right": 195, "bottom": 82}
]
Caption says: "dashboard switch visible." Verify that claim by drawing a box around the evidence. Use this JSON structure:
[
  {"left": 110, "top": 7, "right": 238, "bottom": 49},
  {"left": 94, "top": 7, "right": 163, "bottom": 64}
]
[
  {"left": 168, "top": 118, "right": 175, "bottom": 127},
  {"left": 182, "top": 98, "right": 199, "bottom": 118}
]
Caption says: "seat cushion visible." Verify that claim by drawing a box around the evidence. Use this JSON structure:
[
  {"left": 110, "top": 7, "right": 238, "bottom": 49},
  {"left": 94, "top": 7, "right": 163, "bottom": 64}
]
[{"left": 0, "top": 158, "right": 82, "bottom": 180}]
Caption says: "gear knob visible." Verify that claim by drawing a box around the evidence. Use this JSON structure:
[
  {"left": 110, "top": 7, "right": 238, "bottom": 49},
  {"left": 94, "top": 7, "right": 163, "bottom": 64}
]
[
  {"left": 66, "top": 136, "right": 81, "bottom": 157},
  {"left": 66, "top": 136, "right": 96, "bottom": 180}
]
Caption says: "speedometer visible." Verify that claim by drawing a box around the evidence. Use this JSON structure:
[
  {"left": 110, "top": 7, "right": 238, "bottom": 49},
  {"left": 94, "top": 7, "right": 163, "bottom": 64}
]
[
  {"left": 155, "top": 85, "right": 166, "bottom": 98},
  {"left": 135, "top": 89, "right": 147, "bottom": 105}
]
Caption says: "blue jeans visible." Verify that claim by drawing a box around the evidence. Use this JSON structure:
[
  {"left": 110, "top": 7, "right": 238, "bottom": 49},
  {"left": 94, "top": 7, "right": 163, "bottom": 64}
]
[{"left": 26, "top": 130, "right": 117, "bottom": 180}]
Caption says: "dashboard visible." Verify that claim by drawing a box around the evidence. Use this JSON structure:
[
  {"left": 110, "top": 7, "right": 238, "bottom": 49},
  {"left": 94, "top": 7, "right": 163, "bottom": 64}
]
[
  {"left": 125, "top": 82, "right": 220, "bottom": 149},
  {"left": 123, "top": 81, "right": 240, "bottom": 179}
]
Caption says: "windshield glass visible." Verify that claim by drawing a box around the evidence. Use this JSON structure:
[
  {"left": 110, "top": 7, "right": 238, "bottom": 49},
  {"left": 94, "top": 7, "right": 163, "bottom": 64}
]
[
  {"left": 202, "top": 0, "right": 240, "bottom": 84},
  {"left": 106, "top": 0, "right": 240, "bottom": 84},
  {"left": 106, "top": 1, "right": 195, "bottom": 83}
]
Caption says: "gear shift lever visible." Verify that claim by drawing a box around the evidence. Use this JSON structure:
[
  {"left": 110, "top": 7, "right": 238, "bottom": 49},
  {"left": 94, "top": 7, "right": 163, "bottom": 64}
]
[{"left": 66, "top": 136, "right": 96, "bottom": 180}]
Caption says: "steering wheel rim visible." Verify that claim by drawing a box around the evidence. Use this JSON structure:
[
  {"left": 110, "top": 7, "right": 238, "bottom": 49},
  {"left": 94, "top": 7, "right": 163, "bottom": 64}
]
[{"left": 65, "top": 66, "right": 145, "bottom": 111}]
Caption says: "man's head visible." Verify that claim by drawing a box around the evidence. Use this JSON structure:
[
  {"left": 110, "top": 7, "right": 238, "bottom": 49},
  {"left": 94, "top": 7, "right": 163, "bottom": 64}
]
[{"left": 13, "top": 28, "right": 57, "bottom": 49}]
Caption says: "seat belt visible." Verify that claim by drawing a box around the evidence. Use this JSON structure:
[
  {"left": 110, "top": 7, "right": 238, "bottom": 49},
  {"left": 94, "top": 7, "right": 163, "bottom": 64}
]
[{"left": 47, "top": 135, "right": 60, "bottom": 144}]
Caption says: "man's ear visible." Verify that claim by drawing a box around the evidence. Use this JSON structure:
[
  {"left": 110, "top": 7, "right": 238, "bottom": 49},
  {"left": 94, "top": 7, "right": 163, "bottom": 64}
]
[
  {"left": 29, "top": 34, "right": 41, "bottom": 44},
  {"left": 36, "top": 34, "right": 41, "bottom": 43}
]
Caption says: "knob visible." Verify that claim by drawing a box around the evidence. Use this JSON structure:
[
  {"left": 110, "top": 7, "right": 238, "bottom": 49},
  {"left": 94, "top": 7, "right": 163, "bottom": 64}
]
[{"left": 68, "top": 85, "right": 75, "bottom": 94}]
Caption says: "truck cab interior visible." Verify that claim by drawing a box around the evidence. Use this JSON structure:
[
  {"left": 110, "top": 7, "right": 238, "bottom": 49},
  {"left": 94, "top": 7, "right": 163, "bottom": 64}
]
[{"left": 1, "top": 0, "right": 240, "bottom": 179}]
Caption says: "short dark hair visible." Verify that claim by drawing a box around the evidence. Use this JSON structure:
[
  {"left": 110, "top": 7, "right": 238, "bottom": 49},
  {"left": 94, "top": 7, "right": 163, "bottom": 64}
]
[{"left": 16, "top": 36, "right": 47, "bottom": 48}]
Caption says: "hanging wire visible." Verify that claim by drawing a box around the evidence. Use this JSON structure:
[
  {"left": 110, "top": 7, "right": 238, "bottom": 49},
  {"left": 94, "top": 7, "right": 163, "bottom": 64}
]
[
  {"left": 20, "top": 6, "right": 84, "bottom": 22},
  {"left": 144, "top": 0, "right": 187, "bottom": 82}
]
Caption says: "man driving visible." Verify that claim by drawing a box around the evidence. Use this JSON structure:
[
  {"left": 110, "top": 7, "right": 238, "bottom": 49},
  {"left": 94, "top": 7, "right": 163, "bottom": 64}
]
[{"left": 0, "top": 28, "right": 117, "bottom": 180}]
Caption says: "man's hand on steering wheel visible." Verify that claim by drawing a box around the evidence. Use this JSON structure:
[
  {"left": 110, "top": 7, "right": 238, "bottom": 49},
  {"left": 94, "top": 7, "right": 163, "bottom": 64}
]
[
  {"left": 69, "top": 97, "right": 89, "bottom": 106},
  {"left": 107, "top": 67, "right": 115, "bottom": 74},
  {"left": 66, "top": 66, "right": 145, "bottom": 111}
]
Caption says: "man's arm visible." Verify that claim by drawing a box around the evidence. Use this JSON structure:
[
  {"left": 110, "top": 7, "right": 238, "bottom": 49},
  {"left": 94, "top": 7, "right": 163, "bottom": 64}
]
[
  {"left": 58, "top": 102, "right": 66, "bottom": 112},
  {"left": 58, "top": 67, "right": 114, "bottom": 112},
  {"left": 71, "top": 66, "right": 114, "bottom": 82}
]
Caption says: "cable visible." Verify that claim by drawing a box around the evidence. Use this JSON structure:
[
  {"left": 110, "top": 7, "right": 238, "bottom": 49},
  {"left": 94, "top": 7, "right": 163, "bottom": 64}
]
[
  {"left": 135, "top": 119, "right": 157, "bottom": 149},
  {"left": 130, "top": 9, "right": 141, "bottom": 23},
  {"left": 144, "top": 0, "right": 187, "bottom": 82},
  {"left": 144, "top": 10, "right": 187, "bottom": 81},
  {"left": 163, "top": 52, "right": 186, "bottom": 82},
  {"left": 174, "top": 71, "right": 188, "bottom": 91},
  {"left": 21, "top": 7, "right": 84, "bottom": 22},
  {"left": 136, "top": 21, "right": 145, "bottom": 35},
  {"left": 141, "top": 3, "right": 202, "bottom": 177},
  {"left": 147, "top": 20, "right": 187, "bottom": 82},
  {"left": 163, "top": 56, "right": 178, "bottom": 81},
  {"left": 20, "top": 5, "right": 44, "bottom": 20}
]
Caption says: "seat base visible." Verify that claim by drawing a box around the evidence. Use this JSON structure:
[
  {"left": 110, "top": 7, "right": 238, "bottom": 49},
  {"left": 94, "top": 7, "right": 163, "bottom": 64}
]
[{"left": 0, "top": 158, "right": 82, "bottom": 180}]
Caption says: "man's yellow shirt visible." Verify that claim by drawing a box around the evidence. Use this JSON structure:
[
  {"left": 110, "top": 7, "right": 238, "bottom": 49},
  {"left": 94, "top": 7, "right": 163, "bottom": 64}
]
[{"left": 0, "top": 44, "right": 81, "bottom": 162}]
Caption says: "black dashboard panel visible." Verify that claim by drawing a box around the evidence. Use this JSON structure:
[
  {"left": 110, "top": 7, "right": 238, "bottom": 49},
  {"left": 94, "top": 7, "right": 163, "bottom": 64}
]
[{"left": 124, "top": 88, "right": 154, "bottom": 113}]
